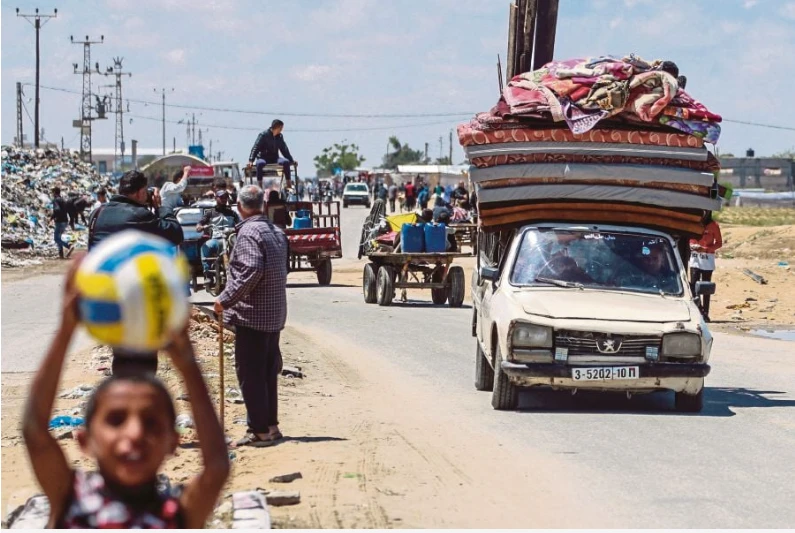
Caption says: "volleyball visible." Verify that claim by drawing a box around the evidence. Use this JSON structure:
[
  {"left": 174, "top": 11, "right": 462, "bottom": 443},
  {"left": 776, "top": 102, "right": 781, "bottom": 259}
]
[{"left": 75, "top": 230, "right": 190, "bottom": 352}]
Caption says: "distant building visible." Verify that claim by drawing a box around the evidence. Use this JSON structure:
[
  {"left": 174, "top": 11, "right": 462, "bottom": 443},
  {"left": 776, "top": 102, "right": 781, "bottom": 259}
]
[{"left": 718, "top": 153, "right": 794, "bottom": 191}]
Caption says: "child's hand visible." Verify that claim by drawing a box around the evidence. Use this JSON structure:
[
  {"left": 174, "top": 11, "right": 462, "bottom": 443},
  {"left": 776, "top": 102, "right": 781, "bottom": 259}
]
[{"left": 61, "top": 253, "right": 85, "bottom": 331}]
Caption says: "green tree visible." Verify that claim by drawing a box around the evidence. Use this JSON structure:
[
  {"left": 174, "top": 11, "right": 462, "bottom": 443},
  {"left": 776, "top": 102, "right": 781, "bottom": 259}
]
[
  {"left": 772, "top": 149, "right": 795, "bottom": 159},
  {"left": 313, "top": 142, "right": 366, "bottom": 177},
  {"left": 382, "top": 136, "right": 424, "bottom": 169},
  {"left": 434, "top": 156, "right": 453, "bottom": 165}
]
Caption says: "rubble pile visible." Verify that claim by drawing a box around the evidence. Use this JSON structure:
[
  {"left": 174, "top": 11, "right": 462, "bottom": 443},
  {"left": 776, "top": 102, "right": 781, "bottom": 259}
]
[{"left": 1, "top": 146, "right": 113, "bottom": 260}]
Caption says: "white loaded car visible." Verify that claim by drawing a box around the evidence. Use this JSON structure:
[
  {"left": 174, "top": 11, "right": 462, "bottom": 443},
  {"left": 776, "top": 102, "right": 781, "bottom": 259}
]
[
  {"left": 342, "top": 182, "right": 371, "bottom": 208},
  {"left": 472, "top": 223, "right": 714, "bottom": 412}
]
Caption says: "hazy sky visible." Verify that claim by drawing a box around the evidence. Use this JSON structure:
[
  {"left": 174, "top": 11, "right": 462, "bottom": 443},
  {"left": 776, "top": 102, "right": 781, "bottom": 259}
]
[{"left": 2, "top": 0, "right": 795, "bottom": 172}]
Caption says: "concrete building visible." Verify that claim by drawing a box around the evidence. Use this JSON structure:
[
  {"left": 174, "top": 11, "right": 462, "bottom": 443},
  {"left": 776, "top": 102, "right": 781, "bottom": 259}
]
[{"left": 718, "top": 153, "right": 794, "bottom": 191}]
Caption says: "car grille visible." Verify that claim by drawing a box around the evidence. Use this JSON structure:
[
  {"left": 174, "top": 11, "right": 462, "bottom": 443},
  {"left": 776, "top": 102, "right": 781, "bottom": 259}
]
[{"left": 555, "top": 330, "right": 661, "bottom": 357}]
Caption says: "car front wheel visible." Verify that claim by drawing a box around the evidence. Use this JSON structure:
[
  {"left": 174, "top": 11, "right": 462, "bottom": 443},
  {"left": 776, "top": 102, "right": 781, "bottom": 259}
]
[{"left": 491, "top": 345, "right": 518, "bottom": 410}]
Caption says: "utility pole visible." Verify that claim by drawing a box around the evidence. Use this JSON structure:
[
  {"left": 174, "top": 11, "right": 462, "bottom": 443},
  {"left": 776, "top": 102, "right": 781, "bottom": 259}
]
[
  {"left": 154, "top": 88, "right": 174, "bottom": 156},
  {"left": 16, "top": 82, "right": 24, "bottom": 147},
  {"left": 449, "top": 129, "right": 453, "bottom": 164},
  {"left": 424, "top": 142, "right": 429, "bottom": 164},
  {"left": 100, "top": 57, "right": 132, "bottom": 172},
  {"left": 16, "top": 8, "right": 58, "bottom": 149},
  {"left": 439, "top": 136, "right": 443, "bottom": 162},
  {"left": 71, "top": 34, "right": 104, "bottom": 162}
]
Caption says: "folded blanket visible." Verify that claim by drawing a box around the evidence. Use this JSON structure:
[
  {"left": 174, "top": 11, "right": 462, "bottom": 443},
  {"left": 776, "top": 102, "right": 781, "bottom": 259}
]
[{"left": 494, "top": 54, "right": 721, "bottom": 142}]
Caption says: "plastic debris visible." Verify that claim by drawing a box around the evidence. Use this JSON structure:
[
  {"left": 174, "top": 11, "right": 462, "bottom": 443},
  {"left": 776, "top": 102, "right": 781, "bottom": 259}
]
[
  {"left": 58, "top": 384, "right": 95, "bottom": 399},
  {"left": 281, "top": 366, "right": 304, "bottom": 379},
  {"left": 48, "top": 416, "right": 84, "bottom": 429},
  {"left": 3, "top": 494, "right": 50, "bottom": 529},
  {"left": 175, "top": 414, "right": 195, "bottom": 429},
  {"left": 1, "top": 146, "right": 114, "bottom": 262},
  {"left": 231, "top": 491, "right": 271, "bottom": 529}
]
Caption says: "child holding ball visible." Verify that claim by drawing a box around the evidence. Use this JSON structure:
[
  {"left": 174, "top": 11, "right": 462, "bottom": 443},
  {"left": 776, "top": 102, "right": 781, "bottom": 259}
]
[{"left": 22, "top": 256, "right": 230, "bottom": 528}]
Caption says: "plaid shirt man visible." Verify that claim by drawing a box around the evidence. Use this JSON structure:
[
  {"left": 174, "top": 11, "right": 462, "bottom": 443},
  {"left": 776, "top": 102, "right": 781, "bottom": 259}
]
[{"left": 218, "top": 215, "right": 288, "bottom": 332}]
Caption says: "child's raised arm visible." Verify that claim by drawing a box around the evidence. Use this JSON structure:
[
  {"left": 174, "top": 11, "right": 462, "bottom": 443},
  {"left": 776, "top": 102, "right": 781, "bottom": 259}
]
[
  {"left": 22, "top": 257, "right": 83, "bottom": 525},
  {"left": 165, "top": 329, "right": 230, "bottom": 528}
]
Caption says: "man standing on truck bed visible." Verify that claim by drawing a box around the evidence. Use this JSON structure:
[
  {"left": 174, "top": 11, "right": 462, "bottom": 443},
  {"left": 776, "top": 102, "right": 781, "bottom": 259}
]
[{"left": 247, "top": 119, "right": 297, "bottom": 189}]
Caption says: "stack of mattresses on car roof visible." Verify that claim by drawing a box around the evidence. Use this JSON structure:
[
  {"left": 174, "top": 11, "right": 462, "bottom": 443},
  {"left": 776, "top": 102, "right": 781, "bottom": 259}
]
[{"left": 457, "top": 54, "right": 724, "bottom": 238}]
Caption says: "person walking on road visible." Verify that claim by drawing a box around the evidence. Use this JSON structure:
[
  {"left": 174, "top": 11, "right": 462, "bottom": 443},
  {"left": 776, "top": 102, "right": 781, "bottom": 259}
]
[
  {"left": 51, "top": 187, "right": 73, "bottom": 259},
  {"left": 90, "top": 188, "right": 108, "bottom": 215},
  {"left": 88, "top": 170, "right": 184, "bottom": 377},
  {"left": 689, "top": 214, "right": 723, "bottom": 322},
  {"left": 404, "top": 181, "right": 417, "bottom": 212},
  {"left": 387, "top": 182, "right": 398, "bottom": 212},
  {"left": 215, "top": 185, "right": 289, "bottom": 447},
  {"left": 247, "top": 119, "right": 297, "bottom": 189}
]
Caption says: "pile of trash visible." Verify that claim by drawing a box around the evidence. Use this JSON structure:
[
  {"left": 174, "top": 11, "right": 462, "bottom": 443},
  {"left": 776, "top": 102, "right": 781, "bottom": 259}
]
[{"left": 1, "top": 146, "right": 113, "bottom": 261}]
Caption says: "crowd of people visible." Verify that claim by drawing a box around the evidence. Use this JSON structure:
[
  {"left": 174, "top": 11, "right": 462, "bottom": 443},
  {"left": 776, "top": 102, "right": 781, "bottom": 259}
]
[{"left": 29, "top": 112, "right": 725, "bottom": 526}]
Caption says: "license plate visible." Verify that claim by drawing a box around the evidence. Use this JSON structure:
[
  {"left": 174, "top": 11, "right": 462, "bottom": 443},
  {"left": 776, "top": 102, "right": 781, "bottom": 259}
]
[{"left": 571, "top": 366, "right": 639, "bottom": 381}]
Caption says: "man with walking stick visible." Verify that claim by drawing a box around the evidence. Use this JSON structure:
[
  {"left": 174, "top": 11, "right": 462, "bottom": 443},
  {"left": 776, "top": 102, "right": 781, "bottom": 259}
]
[{"left": 214, "top": 185, "right": 289, "bottom": 447}]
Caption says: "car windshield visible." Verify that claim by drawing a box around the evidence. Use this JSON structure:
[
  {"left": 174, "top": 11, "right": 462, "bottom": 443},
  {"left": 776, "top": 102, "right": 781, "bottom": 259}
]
[
  {"left": 510, "top": 228, "right": 684, "bottom": 296},
  {"left": 347, "top": 184, "right": 368, "bottom": 192}
]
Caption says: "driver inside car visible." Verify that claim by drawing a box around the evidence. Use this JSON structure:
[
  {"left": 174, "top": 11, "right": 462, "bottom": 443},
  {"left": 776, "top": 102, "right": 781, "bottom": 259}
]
[
  {"left": 614, "top": 241, "right": 680, "bottom": 294},
  {"left": 196, "top": 190, "right": 240, "bottom": 290}
]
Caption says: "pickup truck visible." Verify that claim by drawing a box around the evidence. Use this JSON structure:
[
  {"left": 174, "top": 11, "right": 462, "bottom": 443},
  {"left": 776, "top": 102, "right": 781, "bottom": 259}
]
[{"left": 472, "top": 222, "right": 714, "bottom": 412}]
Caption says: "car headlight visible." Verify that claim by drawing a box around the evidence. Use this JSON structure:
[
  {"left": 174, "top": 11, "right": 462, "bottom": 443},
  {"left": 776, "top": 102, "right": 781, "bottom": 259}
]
[
  {"left": 511, "top": 323, "right": 553, "bottom": 349},
  {"left": 662, "top": 333, "right": 702, "bottom": 357}
]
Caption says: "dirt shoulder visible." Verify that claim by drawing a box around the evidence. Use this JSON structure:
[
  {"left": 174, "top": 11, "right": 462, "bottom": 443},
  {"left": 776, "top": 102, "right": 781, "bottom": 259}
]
[{"left": 2, "top": 305, "right": 604, "bottom": 528}]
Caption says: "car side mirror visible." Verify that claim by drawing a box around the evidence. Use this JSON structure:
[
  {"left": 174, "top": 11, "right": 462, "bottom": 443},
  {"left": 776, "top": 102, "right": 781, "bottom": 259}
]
[
  {"left": 695, "top": 281, "right": 716, "bottom": 296},
  {"left": 480, "top": 265, "right": 499, "bottom": 282}
]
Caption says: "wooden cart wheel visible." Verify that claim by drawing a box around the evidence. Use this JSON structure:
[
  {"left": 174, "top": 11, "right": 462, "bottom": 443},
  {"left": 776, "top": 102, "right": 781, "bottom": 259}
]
[
  {"left": 448, "top": 265, "right": 465, "bottom": 308},
  {"left": 363, "top": 263, "right": 378, "bottom": 303},
  {"left": 316, "top": 259, "right": 333, "bottom": 286},
  {"left": 431, "top": 268, "right": 447, "bottom": 305},
  {"left": 376, "top": 266, "right": 395, "bottom": 306}
]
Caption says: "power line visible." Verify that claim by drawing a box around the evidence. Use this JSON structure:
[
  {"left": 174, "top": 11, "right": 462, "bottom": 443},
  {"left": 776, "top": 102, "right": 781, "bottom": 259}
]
[
  {"left": 722, "top": 119, "right": 795, "bottom": 132},
  {"left": 27, "top": 84, "right": 473, "bottom": 118},
  {"left": 127, "top": 113, "right": 459, "bottom": 133},
  {"left": 26, "top": 82, "right": 795, "bottom": 132}
]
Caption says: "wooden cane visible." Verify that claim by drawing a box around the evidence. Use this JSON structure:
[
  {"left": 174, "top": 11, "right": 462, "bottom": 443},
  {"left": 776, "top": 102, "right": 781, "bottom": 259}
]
[{"left": 218, "top": 310, "right": 225, "bottom": 427}]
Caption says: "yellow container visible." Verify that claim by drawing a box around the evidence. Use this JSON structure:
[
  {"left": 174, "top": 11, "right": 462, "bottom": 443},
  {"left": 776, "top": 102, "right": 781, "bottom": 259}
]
[{"left": 385, "top": 213, "right": 418, "bottom": 233}]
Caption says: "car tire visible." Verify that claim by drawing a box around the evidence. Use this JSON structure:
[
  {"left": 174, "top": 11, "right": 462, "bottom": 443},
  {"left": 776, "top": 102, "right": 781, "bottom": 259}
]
[
  {"left": 376, "top": 266, "right": 395, "bottom": 306},
  {"left": 448, "top": 266, "right": 465, "bottom": 308},
  {"left": 491, "top": 345, "right": 518, "bottom": 410},
  {"left": 475, "top": 342, "right": 494, "bottom": 392},
  {"left": 316, "top": 259, "right": 333, "bottom": 286},
  {"left": 674, "top": 387, "right": 704, "bottom": 413},
  {"left": 363, "top": 263, "right": 378, "bottom": 304}
]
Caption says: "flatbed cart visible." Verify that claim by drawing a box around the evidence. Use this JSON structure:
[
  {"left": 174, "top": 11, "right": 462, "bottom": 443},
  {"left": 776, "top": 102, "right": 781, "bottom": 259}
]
[
  {"left": 362, "top": 252, "right": 470, "bottom": 307},
  {"left": 283, "top": 200, "right": 342, "bottom": 285},
  {"left": 449, "top": 222, "right": 478, "bottom": 255}
]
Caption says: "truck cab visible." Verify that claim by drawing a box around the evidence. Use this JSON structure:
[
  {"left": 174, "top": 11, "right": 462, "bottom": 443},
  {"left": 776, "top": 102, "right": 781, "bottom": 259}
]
[{"left": 472, "top": 222, "right": 714, "bottom": 412}]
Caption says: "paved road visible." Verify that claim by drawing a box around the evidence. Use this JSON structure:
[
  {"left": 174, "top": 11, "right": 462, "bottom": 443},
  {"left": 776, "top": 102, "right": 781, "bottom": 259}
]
[
  {"left": 1, "top": 274, "right": 94, "bottom": 373},
  {"left": 4, "top": 205, "right": 794, "bottom": 527},
  {"left": 283, "top": 206, "right": 795, "bottom": 528}
]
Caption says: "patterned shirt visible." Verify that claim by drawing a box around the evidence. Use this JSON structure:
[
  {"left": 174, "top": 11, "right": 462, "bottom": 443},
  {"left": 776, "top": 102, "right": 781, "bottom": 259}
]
[
  {"left": 59, "top": 470, "right": 182, "bottom": 528},
  {"left": 219, "top": 214, "right": 288, "bottom": 332}
]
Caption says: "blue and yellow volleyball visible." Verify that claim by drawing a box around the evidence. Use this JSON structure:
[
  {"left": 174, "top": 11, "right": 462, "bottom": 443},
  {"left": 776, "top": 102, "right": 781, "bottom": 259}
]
[{"left": 76, "top": 231, "right": 190, "bottom": 351}]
